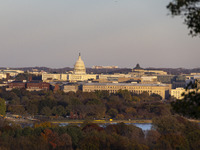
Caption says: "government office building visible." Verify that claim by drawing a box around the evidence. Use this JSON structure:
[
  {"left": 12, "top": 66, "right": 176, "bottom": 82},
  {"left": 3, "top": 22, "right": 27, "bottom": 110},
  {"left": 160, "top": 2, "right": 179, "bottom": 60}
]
[{"left": 81, "top": 83, "right": 171, "bottom": 99}]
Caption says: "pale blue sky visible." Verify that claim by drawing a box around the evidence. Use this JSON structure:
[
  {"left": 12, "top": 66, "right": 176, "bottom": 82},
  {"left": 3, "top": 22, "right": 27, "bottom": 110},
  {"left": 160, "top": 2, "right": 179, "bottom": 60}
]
[{"left": 0, "top": 0, "right": 199, "bottom": 68}]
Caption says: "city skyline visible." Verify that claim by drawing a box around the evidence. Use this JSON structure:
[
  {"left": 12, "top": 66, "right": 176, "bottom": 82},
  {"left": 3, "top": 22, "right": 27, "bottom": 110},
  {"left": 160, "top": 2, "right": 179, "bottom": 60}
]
[{"left": 0, "top": 0, "right": 199, "bottom": 69}]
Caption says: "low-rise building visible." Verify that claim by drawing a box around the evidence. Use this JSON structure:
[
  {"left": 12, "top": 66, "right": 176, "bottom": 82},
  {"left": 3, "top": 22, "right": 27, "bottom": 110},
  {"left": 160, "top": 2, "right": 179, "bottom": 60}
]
[
  {"left": 0, "top": 69, "right": 24, "bottom": 80},
  {"left": 67, "top": 73, "right": 96, "bottom": 82},
  {"left": 8, "top": 81, "right": 26, "bottom": 89},
  {"left": 27, "top": 81, "right": 50, "bottom": 91},
  {"left": 63, "top": 84, "right": 79, "bottom": 93},
  {"left": 172, "top": 81, "right": 186, "bottom": 89},
  {"left": 171, "top": 87, "right": 200, "bottom": 99},
  {"left": 171, "top": 88, "right": 185, "bottom": 99},
  {"left": 92, "top": 66, "right": 118, "bottom": 69},
  {"left": 141, "top": 76, "right": 159, "bottom": 84},
  {"left": 7, "top": 81, "right": 50, "bottom": 91},
  {"left": 0, "top": 73, "right": 7, "bottom": 80},
  {"left": 42, "top": 73, "right": 67, "bottom": 82},
  {"left": 97, "top": 73, "right": 131, "bottom": 80}
]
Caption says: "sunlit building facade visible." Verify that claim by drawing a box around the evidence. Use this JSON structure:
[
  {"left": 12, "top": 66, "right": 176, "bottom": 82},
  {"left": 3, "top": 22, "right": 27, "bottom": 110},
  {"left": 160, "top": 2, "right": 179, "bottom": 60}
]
[{"left": 82, "top": 83, "right": 171, "bottom": 99}]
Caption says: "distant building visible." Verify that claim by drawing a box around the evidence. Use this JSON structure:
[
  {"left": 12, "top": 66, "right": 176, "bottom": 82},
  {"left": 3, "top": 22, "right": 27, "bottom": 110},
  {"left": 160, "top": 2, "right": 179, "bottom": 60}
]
[
  {"left": 97, "top": 73, "right": 131, "bottom": 79},
  {"left": 97, "top": 73, "right": 132, "bottom": 82},
  {"left": 171, "top": 88, "right": 185, "bottom": 99},
  {"left": 186, "top": 75, "right": 200, "bottom": 89},
  {"left": 28, "top": 69, "right": 46, "bottom": 76},
  {"left": 26, "top": 81, "right": 50, "bottom": 91},
  {"left": 141, "top": 76, "right": 159, "bottom": 84},
  {"left": 0, "top": 73, "right": 7, "bottom": 80},
  {"left": 8, "top": 81, "right": 26, "bottom": 89},
  {"left": 2, "top": 69, "right": 24, "bottom": 74},
  {"left": 130, "top": 64, "right": 167, "bottom": 77},
  {"left": 92, "top": 66, "right": 118, "bottom": 69},
  {"left": 42, "top": 73, "right": 67, "bottom": 82},
  {"left": 171, "top": 87, "right": 200, "bottom": 100},
  {"left": 7, "top": 81, "right": 50, "bottom": 91},
  {"left": 144, "top": 70, "right": 167, "bottom": 75},
  {"left": 190, "top": 73, "right": 200, "bottom": 76},
  {"left": 0, "top": 69, "right": 24, "bottom": 80},
  {"left": 172, "top": 81, "right": 186, "bottom": 89},
  {"left": 63, "top": 84, "right": 79, "bottom": 93}
]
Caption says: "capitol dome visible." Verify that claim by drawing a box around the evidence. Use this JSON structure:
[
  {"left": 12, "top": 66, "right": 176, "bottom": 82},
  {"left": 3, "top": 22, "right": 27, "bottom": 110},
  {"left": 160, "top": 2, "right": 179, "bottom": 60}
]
[{"left": 74, "top": 53, "right": 86, "bottom": 74}]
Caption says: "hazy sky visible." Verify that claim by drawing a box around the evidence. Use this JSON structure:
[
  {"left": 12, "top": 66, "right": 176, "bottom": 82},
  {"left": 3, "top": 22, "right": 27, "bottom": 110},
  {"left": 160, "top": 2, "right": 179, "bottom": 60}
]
[{"left": 0, "top": 0, "right": 199, "bottom": 69}]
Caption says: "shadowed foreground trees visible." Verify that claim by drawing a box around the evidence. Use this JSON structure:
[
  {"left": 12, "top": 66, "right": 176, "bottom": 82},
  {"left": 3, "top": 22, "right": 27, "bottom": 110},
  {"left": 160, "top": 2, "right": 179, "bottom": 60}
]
[
  {"left": 152, "top": 115, "right": 200, "bottom": 150},
  {"left": 0, "top": 116, "right": 200, "bottom": 150}
]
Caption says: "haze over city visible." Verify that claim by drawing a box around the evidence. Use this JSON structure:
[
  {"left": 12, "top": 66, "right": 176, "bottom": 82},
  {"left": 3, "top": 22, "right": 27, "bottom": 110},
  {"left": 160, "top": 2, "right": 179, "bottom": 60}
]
[{"left": 0, "top": 0, "right": 199, "bottom": 68}]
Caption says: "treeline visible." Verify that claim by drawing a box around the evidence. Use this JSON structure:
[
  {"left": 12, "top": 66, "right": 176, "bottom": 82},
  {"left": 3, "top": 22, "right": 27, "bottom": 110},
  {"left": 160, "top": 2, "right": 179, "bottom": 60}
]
[
  {"left": 0, "top": 88, "right": 171, "bottom": 119},
  {"left": 0, "top": 115, "right": 200, "bottom": 150}
]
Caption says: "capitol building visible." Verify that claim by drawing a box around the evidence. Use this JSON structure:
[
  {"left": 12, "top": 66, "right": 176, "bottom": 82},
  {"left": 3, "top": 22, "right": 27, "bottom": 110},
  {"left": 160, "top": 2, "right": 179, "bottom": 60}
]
[
  {"left": 42, "top": 53, "right": 97, "bottom": 82},
  {"left": 67, "top": 53, "right": 97, "bottom": 82}
]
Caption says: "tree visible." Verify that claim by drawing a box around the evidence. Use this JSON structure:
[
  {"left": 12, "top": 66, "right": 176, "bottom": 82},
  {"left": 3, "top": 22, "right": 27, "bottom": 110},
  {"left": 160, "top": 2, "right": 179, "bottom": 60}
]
[
  {"left": 156, "top": 133, "right": 189, "bottom": 150},
  {"left": 0, "top": 98, "right": 6, "bottom": 116},
  {"left": 27, "top": 103, "right": 38, "bottom": 115},
  {"left": 167, "top": 0, "right": 200, "bottom": 37},
  {"left": 52, "top": 105, "right": 66, "bottom": 116},
  {"left": 117, "top": 89, "right": 132, "bottom": 102},
  {"left": 187, "top": 130, "right": 200, "bottom": 149},
  {"left": 152, "top": 115, "right": 185, "bottom": 134},
  {"left": 10, "top": 105, "right": 26, "bottom": 115},
  {"left": 64, "top": 125, "right": 84, "bottom": 149},
  {"left": 125, "top": 107, "right": 137, "bottom": 116},
  {"left": 132, "top": 96, "right": 141, "bottom": 102},
  {"left": 146, "top": 130, "right": 161, "bottom": 149},
  {"left": 41, "top": 106, "right": 52, "bottom": 116},
  {"left": 107, "top": 108, "right": 118, "bottom": 118},
  {"left": 79, "top": 133, "right": 100, "bottom": 150},
  {"left": 41, "top": 128, "right": 73, "bottom": 150}
]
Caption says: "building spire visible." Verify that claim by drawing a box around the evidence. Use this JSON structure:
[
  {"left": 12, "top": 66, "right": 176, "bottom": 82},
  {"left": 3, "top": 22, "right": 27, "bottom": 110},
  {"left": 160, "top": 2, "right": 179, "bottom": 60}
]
[{"left": 79, "top": 52, "right": 81, "bottom": 56}]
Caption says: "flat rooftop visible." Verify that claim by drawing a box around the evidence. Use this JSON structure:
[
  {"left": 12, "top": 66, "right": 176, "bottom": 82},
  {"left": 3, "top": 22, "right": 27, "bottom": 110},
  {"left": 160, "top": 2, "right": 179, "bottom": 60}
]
[{"left": 82, "top": 83, "right": 169, "bottom": 87}]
